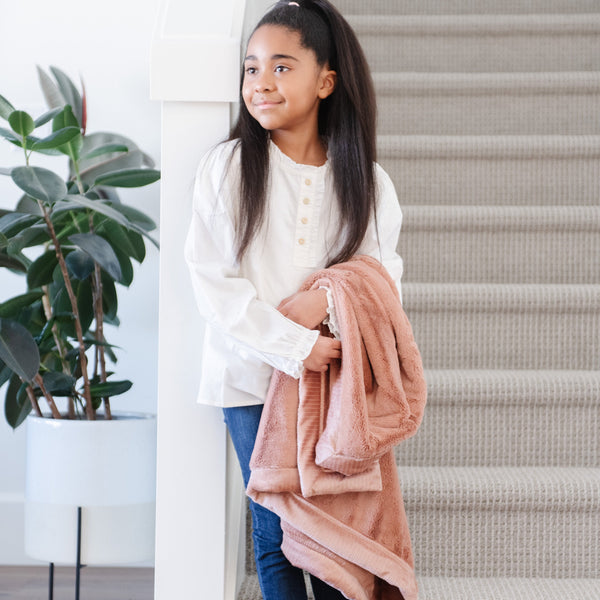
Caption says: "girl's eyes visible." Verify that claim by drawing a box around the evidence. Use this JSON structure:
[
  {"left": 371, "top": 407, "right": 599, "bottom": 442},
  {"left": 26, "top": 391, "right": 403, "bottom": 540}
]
[{"left": 244, "top": 65, "right": 290, "bottom": 75}]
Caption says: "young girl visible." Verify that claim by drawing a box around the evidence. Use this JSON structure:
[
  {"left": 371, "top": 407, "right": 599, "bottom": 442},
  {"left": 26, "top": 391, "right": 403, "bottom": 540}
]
[{"left": 185, "top": 1, "right": 404, "bottom": 598}]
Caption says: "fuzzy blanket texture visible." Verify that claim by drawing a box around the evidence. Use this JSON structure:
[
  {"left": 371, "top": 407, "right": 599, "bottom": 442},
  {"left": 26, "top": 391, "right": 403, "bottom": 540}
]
[{"left": 247, "top": 255, "right": 427, "bottom": 600}]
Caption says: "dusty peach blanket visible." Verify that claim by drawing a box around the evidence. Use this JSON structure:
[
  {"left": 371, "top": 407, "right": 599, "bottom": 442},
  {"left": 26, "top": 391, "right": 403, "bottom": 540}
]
[{"left": 247, "top": 255, "right": 427, "bottom": 600}]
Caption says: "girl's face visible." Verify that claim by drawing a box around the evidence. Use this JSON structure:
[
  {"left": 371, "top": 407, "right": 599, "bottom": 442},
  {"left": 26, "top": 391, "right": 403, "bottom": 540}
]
[{"left": 242, "top": 24, "right": 336, "bottom": 137}]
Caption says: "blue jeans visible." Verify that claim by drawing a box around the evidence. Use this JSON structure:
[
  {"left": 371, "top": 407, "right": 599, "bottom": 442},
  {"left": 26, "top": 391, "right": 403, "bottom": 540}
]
[{"left": 223, "top": 404, "right": 346, "bottom": 600}]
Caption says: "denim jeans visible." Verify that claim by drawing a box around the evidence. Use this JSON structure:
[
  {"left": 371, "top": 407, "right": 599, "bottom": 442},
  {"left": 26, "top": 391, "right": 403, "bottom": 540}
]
[{"left": 223, "top": 404, "right": 346, "bottom": 600}]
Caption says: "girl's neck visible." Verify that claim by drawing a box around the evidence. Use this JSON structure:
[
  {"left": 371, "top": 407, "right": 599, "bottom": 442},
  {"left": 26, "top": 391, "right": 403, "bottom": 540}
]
[{"left": 270, "top": 130, "right": 327, "bottom": 167}]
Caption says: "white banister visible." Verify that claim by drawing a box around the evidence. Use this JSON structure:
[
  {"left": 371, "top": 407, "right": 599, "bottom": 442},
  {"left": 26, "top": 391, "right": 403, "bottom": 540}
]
[{"left": 150, "top": 1, "right": 248, "bottom": 598}]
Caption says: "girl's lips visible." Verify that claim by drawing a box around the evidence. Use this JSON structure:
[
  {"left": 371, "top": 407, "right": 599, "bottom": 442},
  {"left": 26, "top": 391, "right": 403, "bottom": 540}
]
[{"left": 255, "top": 100, "right": 281, "bottom": 109}]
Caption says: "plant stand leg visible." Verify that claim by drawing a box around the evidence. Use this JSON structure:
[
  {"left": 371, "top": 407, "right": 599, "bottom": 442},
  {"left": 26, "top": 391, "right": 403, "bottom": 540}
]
[
  {"left": 48, "top": 562, "right": 54, "bottom": 600},
  {"left": 75, "top": 506, "right": 85, "bottom": 600}
]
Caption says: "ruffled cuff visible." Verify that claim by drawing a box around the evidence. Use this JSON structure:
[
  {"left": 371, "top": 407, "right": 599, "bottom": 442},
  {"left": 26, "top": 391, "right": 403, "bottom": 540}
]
[
  {"left": 287, "top": 327, "right": 320, "bottom": 379},
  {"left": 319, "top": 286, "right": 341, "bottom": 340}
]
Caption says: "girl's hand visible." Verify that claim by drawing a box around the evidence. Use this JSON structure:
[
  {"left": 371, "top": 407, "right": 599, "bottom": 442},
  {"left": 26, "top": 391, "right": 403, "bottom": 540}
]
[
  {"left": 303, "top": 335, "right": 341, "bottom": 372},
  {"left": 277, "top": 289, "right": 328, "bottom": 330}
]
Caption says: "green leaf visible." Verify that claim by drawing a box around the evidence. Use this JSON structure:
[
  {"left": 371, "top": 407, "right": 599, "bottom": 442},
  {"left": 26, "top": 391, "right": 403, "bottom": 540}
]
[
  {"left": 4, "top": 373, "right": 31, "bottom": 430},
  {"left": 110, "top": 204, "right": 157, "bottom": 232},
  {"left": 52, "top": 105, "right": 81, "bottom": 161},
  {"left": 126, "top": 230, "right": 146, "bottom": 263},
  {"left": 81, "top": 144, "right": 128, "bottom": 160},
  {"left": 0, "top": 94, "right": 15, "bottom": 121},
  {"left": 6, "top": 224, "right": 49, "bottom": 255},
  {"left": 0, "top": 292, "right": 45, "bottom": 319},
  {"left": 114, "top": 248, "right": 133, "bottom": 287},
  {"left": 69, "top": 232, "right": 122, "bottom": 282},
  {"left": 37, "top": 66, "right": 65, "bottom": 110},
  {"left": 0, "top": 358, "right": 11, "bottom": 389},
  {"left": 89, "top": 379, "right": 132, "bottom": 398},
  {"left": 34, "top": 107, "right": 64, "bottom": 128},
  {"left": 101, "top": 273, "right": 118, "bottom": 322},
  {"left": 27, "top": 251, "right": 58, "bottom": 288},
  {"left": 0, "top": 232, "right": 7, "bottom": 250},
  {"left": 0, "top": 318, "right": 40, "bottom": 382},
  {"left": 62, "top": 194, "right": 132, "bottom": 228},
  {"left": 15, "top": 194, "right": 43, "bottom": 216},
  {"left": 0, "top": 212, "right": 42, "bottom": 237},
  {"left": 98, "top": 221, "right": 139, "bottom": 261},
  {"left": 11, "top": 166, "right": 67, "bottom": 205},
  {"left": 8, "top": 111, "right": 35, "bottom": 137},
  {"left": 31, "top": 126, "right": 80, "bottom": 150},
  {"left": 0, "top": 126, "right": 20, "bottom": 143},
  {"left": 49, "top": 66, "right": 83, "bottom": 127},
  {"left": 42, "top": 371, "right": 75, "bottom": 396},
  {"left": 65, "top": 249, "right": 95, "bottom": 280},
  {"left": 93, "top": 168, "right": 160, "bottom": 188},
  {"left": 76, "top": 279, "right": 94, "bottom": 335},
  {"left": 0, "top": 252, "right": 28, "bottom": 272}
]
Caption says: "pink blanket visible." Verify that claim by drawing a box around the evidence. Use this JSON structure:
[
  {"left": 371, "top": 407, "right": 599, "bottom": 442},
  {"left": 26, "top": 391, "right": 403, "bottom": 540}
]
[{"left": 247, "top": 255, "right": 427, "bottom": 600}]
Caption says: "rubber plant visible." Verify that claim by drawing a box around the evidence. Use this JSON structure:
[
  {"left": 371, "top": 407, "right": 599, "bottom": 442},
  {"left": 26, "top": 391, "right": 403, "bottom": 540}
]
[{"left": 0, "top": 66, "right": 159, "bottom": 428}]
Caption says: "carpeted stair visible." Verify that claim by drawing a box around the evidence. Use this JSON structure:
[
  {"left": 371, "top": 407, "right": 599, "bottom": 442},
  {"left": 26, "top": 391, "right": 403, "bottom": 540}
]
[{"left": 236, "top": 1, "right": 600, "bottom": 598}]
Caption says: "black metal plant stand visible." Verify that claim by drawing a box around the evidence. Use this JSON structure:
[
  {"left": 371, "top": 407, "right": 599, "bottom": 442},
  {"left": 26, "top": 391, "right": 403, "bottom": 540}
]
[{"left": 48, "top": 506, "right": 86, "bottom": 600}]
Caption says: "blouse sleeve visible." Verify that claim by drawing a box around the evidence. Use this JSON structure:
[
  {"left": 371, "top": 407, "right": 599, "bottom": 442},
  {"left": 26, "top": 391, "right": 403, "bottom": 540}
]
[
  {"left": 184, "top": 144, "right": 319, "bottom": 378},
  {"left": 357, "top": 163, "right": 404, "bottom": 302}
]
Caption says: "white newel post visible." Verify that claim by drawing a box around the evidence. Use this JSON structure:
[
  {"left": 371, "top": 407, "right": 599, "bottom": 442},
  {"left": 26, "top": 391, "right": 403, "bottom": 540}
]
[{"left": 150, "top": 1, "right": 247, "bottom": 598}]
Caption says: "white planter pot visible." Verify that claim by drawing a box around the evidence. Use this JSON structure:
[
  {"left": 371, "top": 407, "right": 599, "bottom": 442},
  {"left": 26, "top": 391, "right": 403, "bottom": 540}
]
[{"left": 24, "top": 411, "right": 157, "bottom": 565}]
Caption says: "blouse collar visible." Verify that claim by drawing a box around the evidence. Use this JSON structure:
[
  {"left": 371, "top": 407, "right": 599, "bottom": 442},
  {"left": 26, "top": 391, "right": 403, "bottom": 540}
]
[{"left": 269, "top": 139, "right": 329, "bottom": 174}]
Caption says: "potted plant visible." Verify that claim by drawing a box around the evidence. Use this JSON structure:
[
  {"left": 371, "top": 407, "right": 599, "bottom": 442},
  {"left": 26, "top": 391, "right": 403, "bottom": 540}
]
[{"left": 0, "top": 66, "right": 159, "bottom": 568}]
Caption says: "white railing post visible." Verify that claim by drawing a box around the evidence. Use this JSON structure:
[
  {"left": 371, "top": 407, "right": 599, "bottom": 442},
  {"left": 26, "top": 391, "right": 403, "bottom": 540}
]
[{"left": 150, "top": 1, "right": 247, "bottom": 598}]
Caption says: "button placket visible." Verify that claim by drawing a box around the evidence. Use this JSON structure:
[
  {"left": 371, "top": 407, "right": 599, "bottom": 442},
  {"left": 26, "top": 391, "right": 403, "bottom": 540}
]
[{"left": 294, "top": 173, "right": 316, "bottom": 266}]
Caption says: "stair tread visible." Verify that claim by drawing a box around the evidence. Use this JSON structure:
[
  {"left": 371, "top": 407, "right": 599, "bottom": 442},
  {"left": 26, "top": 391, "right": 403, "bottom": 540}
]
[
  {"left": 400, "top": 465, "right": 600, "bottom": 509},
  {"left": 335, "top": 0, "right": 600, "bottom": 16},
  {"left": 377, "top": 134, "right": 600, "bottom": 157},
  {"left": 373, "top": 70, "right": 600, "bottom": 93},
  {"left": 348, "top": 13, "right": 600, "bottom": 32},
  {"left": 237, "top": 573, "right": 600, "bottom": 600},
  {"left": 423, "top": 369, "right": 600, "bottom": 406},
  {"left": 419, "top": 576, "right": 600, "bottom": 599},
  {"left": 403, "top": 282, "right": 600, "bottom": 310},
  {"left": 402, "top": 204, "right": 600, "bottom": 231}
]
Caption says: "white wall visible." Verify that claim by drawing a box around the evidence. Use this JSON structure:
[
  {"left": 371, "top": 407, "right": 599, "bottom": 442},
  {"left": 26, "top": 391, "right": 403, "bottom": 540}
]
[{"left": 0, "top": 0, "right": 161, "bottom": 565}]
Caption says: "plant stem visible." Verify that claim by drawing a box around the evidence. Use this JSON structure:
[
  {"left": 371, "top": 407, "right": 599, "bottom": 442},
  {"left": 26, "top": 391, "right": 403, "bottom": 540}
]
[
  {"left": 39, "top": 202, "right": 94, "bottom": 419},
  {"left": 25, "top": 385, "right": 43, "bottom": 417},
  {"left": 33, "top": 374, "right": 62, "bottom": 419},
  {"left": 41, "top": 286, "right": 76, "bottom": 418},
  {"left": 88, "top": 213, "right": 111, "bottom": 419}
]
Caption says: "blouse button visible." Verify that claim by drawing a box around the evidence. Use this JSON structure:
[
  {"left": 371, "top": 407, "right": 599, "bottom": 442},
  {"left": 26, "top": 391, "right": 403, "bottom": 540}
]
[
  {"left": 303, "top": 198, "right": 310, "bottom": 205},
  {"left": 305, "top": 178, "right": 312, "bottom": 186},
  {"left": 298, "top": 238, "right": 305, "bottom": 245},
  {"left": 301, "top": 217, "right": 308, "bottom": 224}
]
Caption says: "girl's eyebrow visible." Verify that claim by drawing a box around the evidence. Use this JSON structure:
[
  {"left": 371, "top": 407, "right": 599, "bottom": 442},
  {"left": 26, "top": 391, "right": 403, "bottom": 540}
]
[{"left": 244, "top": 54, "right": 299, "bottom": 62}]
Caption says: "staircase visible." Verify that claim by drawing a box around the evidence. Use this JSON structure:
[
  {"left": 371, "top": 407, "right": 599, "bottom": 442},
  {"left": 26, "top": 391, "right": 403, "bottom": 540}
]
[{"left": 237, "top": 1, "right": 600, "bottom": 598}]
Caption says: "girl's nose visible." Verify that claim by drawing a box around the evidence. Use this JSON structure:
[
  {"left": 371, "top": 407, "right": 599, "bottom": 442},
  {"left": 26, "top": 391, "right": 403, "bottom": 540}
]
[{"left": 255, "top": 73, "right": 274, "bottom": 93}]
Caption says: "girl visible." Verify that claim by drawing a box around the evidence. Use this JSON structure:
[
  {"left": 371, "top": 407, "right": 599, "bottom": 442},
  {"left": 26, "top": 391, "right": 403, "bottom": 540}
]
[{"left": 185, "top": 1, "right": 404, "bottom": 598}]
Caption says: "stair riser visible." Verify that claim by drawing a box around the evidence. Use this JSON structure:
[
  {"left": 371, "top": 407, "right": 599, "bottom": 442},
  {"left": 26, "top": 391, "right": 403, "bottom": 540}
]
[
  {"left": 404, "top": 293, "right": 599, "bottom": 370},
  {"left": 405, "top": 501, "right": 600, "bottom": 578},
  {"left": 353, "top": 25, "right": 600, "bottom": 72},
  {"left": 380, "top": 154, "right": 600, "bottom": 206},
  {"left": 336, "top": 0, "right": 600, "bottom": 15},
  {"left": 396, "top": 402, "right": 600, "bottom": 467},
  {"left": 377, "top": 92, "right": 600, "bottom": 135},
  {"left": 399, "top": 228, "right": 600, "bottom": 284}
]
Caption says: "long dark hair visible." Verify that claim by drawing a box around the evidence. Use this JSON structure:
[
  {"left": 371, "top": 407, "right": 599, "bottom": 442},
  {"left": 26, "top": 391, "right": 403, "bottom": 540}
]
[{"left": 229, "top": 0, "right": 377, "bottom": 267}]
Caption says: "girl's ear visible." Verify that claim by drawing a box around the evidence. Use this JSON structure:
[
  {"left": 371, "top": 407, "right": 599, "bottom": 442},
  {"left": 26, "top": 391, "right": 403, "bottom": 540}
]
[{"left": 318, "top": 69, "right": 337, "bottom": 99}]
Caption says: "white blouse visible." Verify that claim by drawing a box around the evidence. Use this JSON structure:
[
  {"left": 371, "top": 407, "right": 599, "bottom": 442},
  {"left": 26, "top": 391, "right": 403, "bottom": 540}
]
[{"left": 184, "top": 139, "right": 404, "bottom": 407}]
